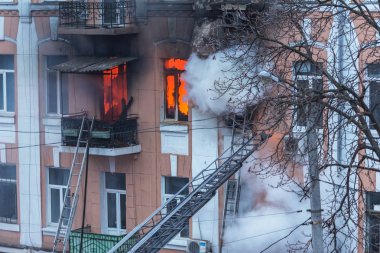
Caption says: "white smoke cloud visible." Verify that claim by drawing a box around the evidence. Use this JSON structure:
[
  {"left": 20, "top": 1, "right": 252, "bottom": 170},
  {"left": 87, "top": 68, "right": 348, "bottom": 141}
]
[
  {"left": 223, "top": 166, "right": 310, "bottom": 253},
  {"left": 183, "top": 48, "right": 270, "bottom": 115}
]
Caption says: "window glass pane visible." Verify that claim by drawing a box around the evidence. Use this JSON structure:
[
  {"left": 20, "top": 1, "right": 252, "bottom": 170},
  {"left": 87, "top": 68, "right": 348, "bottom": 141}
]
[
  {"left": 0, "top": 164, "right": 16, "bottom": 180},
  {"left": 61, "top": 74, "right": 69, "bottom": 115},
  {"left": 0, "top": 74, "right": 3, "bottom": 111},
  {"left": 49, "top": 168, "right": 69, "bottom": 185},
  {"left": 295, "top": 61, "right": 322, "bottom": 76},
  {"left": 107, "top": 193, "right": 117, "bottom": 228},
  {"left": 180, "top": 221, "right": 189, "bottom": 238},
  {"left": 366, "top": 192, "right": 380, "bottom": 251},
  {"left": 368, "top": 64, "right": 380, "bottom": 78},
  {"left": 0, "top": 181, "right": 17, "bottom": 223},
  {"left": 0, "top": 55, "right": 14, "bottom": 70},
  {"left": 105, "top": 172, "right": 126, "bottom": 190},
  {"left": 370, "top": 81, "right": 380, "bottom": 129},
  {"left": 47, "top": 71, "right": 58, "bottom": 114},
  {"left": 6, "top": 72, "right": 14, "bottom": 112},
  {"left": 165, "top": 177, "right": 189, "bottom": 195},
  {"left": 120, "top": 194, "right": 126, "bottom": 230},
  {"left": 50, "top": 188, "right": 60, "bottom": 223},
  {"left": 165, "top": 75, "right": 176, "bottom": 119}
]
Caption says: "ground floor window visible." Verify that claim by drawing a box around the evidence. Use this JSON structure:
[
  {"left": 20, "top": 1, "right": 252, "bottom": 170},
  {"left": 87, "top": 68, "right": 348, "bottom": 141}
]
[
  {"left": 0, "top": 164, "right": 17, "bottom": 224},
  {"left": 366, "top": 191, "right": 380, "bottom": 252},
  {"left": 162, "top": 176, "right": 189, "bottom": 238},
  {"left": 105, "top": 172, "right": 126, "bottom": 235},
  {"left": 47, "top": 167, "right": 69, "bottom": 225}
]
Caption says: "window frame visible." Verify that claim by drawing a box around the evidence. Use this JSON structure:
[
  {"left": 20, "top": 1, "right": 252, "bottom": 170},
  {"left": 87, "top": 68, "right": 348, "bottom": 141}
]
[
  {"left": 0, "top": 164, "right": 17, "bottom": 224},
  {"left": 163, "top": 59, "right": 188, "bottom": 122},
  {"left": 293, "top": 61, "right": 324, "bottom": 131},
  {"left": 366, "top": 191, "right": 380, "bottom": 252},
  {"left": 366, "top": 63, "right": 380, "bottom": 131},
  {"left": 0, "top": 55, "right": 15, "bottom": 113},
  {"left": 46, "top": 167, "right": 69, "bottom": 226},
  {"left": 162, "top": 176, "right": 190, "bottom": 240},
  {"left": 45, "top": 55, "right": 68, "bottom": 116},
  {"left": 104, "top": 172, "right": 126, "bottom": 235}
]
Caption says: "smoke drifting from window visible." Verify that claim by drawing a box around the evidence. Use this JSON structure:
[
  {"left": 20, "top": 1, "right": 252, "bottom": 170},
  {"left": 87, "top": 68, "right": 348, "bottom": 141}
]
[{"left": 183, "top": 48, "right": 269, "bottom": 116}]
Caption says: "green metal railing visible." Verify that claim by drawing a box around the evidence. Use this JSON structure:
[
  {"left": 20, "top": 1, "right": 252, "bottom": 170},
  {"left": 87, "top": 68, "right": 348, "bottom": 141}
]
[{"left": 69, "top": 227, "right": 136, "bottom": 253}]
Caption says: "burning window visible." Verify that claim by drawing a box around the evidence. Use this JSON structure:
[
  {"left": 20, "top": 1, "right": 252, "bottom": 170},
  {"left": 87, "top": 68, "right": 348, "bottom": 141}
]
[
  {"left": 103, "top": 65, "right": 128, "bottom": 122},
  {"left": 164, "top": 59, "right": 188, "bottom": 121}
]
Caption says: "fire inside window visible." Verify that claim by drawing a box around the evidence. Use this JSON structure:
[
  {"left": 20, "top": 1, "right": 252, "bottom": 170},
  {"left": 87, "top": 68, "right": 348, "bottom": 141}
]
[
  {"left": 164, "top": 59, "right": 188, "bottom": 121},
  {"left": 103, "top": 65, "right": 128, "bottom": 122}
]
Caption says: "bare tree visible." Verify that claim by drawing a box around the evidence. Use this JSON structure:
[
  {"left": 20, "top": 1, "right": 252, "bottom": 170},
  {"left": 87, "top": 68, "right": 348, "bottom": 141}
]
[{"left": 192, "top": 0, "right": 380, "bottom": 252}]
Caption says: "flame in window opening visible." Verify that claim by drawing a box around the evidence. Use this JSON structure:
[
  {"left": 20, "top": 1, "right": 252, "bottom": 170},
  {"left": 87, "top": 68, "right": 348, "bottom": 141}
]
[
  {"left": 103, "top": 65, "right": 127, "bottom": 121},
  {"left": 178, "top": 78, "right": 188, "bottom": 116},
  {"left": 166, "top": 75, "right": 176, "bottom": 116},
  {"left": 165, "top": 58, "right": 186, "bottom": 71},
  {"left": 164, "top": 59, "right": 188, "bottom": 119}
]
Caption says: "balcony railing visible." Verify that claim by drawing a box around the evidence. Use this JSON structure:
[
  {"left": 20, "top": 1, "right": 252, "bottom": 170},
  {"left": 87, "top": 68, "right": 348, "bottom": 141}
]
[
  {"left": 61, "top": 115, "right": 138, "bottom": 148},
  {"left": 59, "top": 1, "right": 136, "bottom": 29},
  {"left": 69, "top": 227, "right": 136, "bottom": 253}
]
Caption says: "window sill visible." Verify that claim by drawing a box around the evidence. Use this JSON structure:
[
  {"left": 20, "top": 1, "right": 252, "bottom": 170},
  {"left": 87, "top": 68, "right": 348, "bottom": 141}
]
[
  {"left": 0, "top": 222, "right": 19, "bottom": 232},
  {"left": 42, "top": 226, "right": 58, "bottom": 236},
  {"left": 160, "top": 123, "right": 188, "bottom": 133},
  {"left": 0, "top": 112, "right": 15, "bottom": 124},
  {"left": 43, "top": 116, "right": 62, "bottom": 126}
]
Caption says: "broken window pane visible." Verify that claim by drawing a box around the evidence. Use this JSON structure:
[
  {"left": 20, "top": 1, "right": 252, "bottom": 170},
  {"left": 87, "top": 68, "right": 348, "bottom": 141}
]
[{"left": 103, "top": 65, "right": 128, "bottom": 122}]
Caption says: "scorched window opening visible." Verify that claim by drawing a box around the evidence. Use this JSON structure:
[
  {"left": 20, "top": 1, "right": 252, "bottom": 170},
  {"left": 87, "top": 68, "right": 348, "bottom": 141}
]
[
  {"left": 164, "top": 58, "right": 188, "bottom": 122},
  {"left": 103, "top": 64, "right": 128, "bottom": 122}
]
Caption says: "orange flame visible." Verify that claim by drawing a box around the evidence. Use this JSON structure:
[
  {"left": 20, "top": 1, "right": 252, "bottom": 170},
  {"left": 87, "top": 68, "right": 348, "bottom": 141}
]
[
  {"left": 178, "top": 77, "right": 188, "bottom": 116},
  {"left": 166, "top": 75, "right": 176, "bottom": 115},
  {"left": 165, "top": 58, "right": 187, "bottom": 71},
  {"left": 164, "top": 58, "right": 188, "bottom": 120},
  {"left": 103, "top": 65, "right": 127, "bottom": 121}
]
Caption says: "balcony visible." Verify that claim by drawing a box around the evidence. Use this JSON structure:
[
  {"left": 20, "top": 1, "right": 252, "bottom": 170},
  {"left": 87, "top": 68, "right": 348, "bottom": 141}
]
[
  {"left": 60, "top": 114, "right": 141, "bottom": 156},
  {"left": 69, "top": 227, "right": 136, "bottom": 253},
  {"left": 58, "top": 1, "right": 138, "bottom": 35}
]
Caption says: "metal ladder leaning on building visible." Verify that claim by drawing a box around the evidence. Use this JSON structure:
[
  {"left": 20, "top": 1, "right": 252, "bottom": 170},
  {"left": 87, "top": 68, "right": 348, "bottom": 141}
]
[
  {"left": 52, "top": 116, "right": 94, "bottom": 253},
  {"left": 108, "top": 115, "right": 267, "bottom": 253},
  {"left": 220, "top": 111, "right": 254, "bottom": 248}
]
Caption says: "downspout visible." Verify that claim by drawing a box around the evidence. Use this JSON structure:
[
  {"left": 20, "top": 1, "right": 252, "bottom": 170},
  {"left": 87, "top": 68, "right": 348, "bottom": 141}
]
[{"left": 337, "top": 4, "right": 344, "bottom": 173}]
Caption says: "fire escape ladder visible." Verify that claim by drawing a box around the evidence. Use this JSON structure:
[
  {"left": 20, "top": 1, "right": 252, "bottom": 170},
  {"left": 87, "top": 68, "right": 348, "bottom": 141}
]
[
  {"left": 52, "top": 116, "right": 95, "bottom": 253},
  {"left": 108, "top": 123, "right": 267, "bottom": 253}
]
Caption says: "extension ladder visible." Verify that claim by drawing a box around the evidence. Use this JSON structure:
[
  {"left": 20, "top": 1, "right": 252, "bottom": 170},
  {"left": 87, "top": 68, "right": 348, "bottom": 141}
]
[
  {"left": 108, "top": 125, "right": 268, "bottom": 253},
  {"left": 52, "top": 116, "right": 94, "bottom": 253}
]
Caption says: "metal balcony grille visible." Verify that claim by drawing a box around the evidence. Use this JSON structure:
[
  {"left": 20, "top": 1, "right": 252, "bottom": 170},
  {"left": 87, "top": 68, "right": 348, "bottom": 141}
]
[{"left": 59, "top": 1, "right": 136, "bottom": 29}]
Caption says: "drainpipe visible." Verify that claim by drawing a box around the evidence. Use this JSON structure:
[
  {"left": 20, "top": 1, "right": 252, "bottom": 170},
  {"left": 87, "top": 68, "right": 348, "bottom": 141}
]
[{"left": 337, "top": 2, "right": 345, "bottom": 173}]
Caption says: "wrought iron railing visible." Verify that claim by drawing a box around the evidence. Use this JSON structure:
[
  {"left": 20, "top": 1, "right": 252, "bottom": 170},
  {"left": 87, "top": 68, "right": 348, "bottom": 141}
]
[
  {"left": 59, "top": 1, "right": 136, "bottom": 29},
  {"left": 61, "top": 115, "right": 138, "bottom": 148},
  {"left": 69, "top": 227, "right": 137, "bottom": 253}
]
